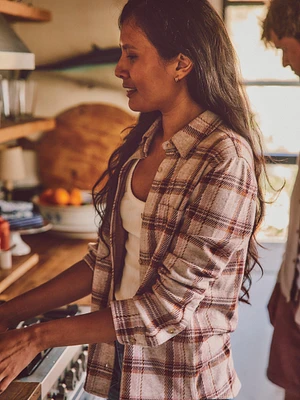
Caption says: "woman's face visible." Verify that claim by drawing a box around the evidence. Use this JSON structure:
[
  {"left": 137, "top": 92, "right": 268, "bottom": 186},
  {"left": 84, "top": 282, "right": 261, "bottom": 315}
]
[
  {"left": 270, "top": 30, "right": 300, "bottom": 77},
  {"left": 115, "top": 19, "right": 180, "bottom": 114}
]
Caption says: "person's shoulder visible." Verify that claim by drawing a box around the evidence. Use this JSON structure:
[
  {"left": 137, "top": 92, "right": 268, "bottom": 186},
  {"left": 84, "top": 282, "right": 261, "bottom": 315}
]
[{"left": 194, "top": 112, "right": 254, "bottom": 165}]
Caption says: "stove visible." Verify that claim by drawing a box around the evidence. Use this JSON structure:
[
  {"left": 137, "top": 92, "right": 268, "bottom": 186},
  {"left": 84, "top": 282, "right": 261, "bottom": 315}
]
[
  {"left": 19, "top": 343, "right": 89, "bottom": 399},
  {"left": 14, "top": 304, "right": 100, "bottom": 400}
]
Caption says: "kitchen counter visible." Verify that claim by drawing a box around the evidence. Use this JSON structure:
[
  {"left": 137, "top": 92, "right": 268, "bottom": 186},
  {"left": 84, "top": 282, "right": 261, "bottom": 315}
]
[
  {"left": 0, "top": 231, "right": 92, "bottom": 303},
  {"left": 0, "top": 382, "right": 40, "bottom": 400},
  {"left": 0, "top": 231, "right": 93, "bottom": 400}
]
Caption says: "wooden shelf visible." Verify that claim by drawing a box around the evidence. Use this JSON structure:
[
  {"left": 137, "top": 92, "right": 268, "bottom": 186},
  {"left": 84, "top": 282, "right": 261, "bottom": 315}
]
[
  {"left": 0, "top": 0, "right": 51, "bottom": 22},
  {"left": 0, "top": 117, "right": 55, "bottom": 143}
]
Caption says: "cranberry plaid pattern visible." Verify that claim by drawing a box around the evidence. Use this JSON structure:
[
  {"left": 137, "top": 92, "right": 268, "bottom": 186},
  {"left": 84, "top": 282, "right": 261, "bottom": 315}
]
[{"left": 83, "top": 111, "right": 257, "bottom": 400}]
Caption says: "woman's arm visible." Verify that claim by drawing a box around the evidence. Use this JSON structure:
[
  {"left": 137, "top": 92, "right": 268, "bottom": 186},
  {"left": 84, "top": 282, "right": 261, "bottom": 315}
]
[
  {"left": 0, "top": 259, "right": 93, "bottom": 331},
  {"left": 0, "top": 307, "right": 116, "bottom": 394}
]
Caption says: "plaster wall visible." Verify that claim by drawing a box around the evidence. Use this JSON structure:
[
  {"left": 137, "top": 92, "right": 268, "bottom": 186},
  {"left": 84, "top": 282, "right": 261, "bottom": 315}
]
[{"left": 12, "top": 0, "right": 223, "bottom": 119}]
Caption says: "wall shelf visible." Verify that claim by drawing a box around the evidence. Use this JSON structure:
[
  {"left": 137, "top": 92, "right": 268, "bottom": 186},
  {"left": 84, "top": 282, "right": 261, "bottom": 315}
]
[
  {"left": 0, "top": 117, "right": 55, "bottom": 143},
  {"left": 0, "top": 0, "right": 51, "bottom": 22}
]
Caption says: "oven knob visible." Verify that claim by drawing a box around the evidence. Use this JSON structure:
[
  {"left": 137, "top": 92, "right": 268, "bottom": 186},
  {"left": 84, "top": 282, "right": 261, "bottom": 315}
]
[
  {"left": 58, "top": 383, "right": 67, "bottom": 395},
  {"left": 73, "top": 358, "right": 83, "bottom": 380},
  {"left": 54, "top": 383, "right": 68, "bottom": 400},
  {"left": 65, "top": 367, "right": 77, "bottom": 390},
  {"left": 79, "top": 350, "right": 88, "bottom": 371}
]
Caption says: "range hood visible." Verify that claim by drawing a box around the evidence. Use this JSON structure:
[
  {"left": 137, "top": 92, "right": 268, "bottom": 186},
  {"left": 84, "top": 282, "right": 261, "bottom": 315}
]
[{"left": 0, "top": 14, "right": 34, "bottom": 70}]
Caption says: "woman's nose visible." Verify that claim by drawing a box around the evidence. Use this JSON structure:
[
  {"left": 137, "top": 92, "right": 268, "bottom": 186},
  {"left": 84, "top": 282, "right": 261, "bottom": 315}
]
[{"left": 115, "top": 58, "right": 128, "bottom": 79}]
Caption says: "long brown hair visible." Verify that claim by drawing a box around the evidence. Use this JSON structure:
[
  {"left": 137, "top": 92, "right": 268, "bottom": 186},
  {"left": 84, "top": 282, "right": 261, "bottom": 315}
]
[{"left": 93, "top": 0, "right": 267, "bottom": 304}]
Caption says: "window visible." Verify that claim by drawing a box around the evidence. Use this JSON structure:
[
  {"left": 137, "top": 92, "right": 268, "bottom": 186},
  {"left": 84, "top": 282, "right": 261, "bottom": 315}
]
[{"left": 224, "top": 0, "right": 300, "bottom": 241}]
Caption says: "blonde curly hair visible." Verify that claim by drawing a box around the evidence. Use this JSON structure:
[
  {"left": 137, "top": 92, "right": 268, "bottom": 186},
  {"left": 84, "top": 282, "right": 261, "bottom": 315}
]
[{"left": 262, "top": 0, "right": 300, "bottom": 45}]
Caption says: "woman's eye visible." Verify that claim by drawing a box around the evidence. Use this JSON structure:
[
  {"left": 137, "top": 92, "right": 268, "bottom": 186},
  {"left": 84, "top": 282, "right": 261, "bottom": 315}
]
[{"left": 127, "top": 55, "right": 137, "bottom": 61}]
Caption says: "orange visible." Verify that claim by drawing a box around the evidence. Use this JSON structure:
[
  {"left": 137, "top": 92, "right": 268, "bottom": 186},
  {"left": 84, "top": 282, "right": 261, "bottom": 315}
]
[
  {"left": 69, "top": 188, "right": 82, "bottom": 206},
  {"left": 39, "top": 188, "right": 54, "bottom": 204},
  {"left": 53, "top": 188, "right": 70, "bottom": 205}
]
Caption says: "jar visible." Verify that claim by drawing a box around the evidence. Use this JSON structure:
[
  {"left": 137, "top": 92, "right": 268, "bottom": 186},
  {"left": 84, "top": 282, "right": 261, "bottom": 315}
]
[
  {"left": 0, "top": 217, "right": 12, "bottom": 269},
  {"left": 0, "top": 217, "right": 10, "bottom": 250}
]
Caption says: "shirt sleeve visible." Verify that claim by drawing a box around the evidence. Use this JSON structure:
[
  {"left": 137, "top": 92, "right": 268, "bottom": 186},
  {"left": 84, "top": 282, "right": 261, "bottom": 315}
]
[
  {"left": 110, "top": 156, "right": 257, "bottom": 347},
  {"left": 83, "top": 241, "right": 99, "bottom": 271}
]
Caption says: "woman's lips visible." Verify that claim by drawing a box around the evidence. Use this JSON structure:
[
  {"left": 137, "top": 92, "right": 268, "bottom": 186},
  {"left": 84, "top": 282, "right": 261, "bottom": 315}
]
[{"left": 124, "top": 87, "right": 137, "bottom": 97}]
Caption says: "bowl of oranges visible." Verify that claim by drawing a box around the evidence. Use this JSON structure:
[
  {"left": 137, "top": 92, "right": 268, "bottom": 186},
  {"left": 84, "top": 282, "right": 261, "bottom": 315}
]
[{"left": 34, "top": 188, "right": 100, "bottom": 239}]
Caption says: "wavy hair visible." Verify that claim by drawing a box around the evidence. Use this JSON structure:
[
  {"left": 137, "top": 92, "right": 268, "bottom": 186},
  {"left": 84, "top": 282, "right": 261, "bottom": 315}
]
[
  {"left": 262, "top": 0, "right": 300, "bottom": 43},
  {"left": 93, "top": 0, "right": 268, "bottom": 304}
]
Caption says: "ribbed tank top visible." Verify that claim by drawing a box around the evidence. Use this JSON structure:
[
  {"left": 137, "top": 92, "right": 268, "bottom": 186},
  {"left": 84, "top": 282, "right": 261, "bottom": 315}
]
[{"left": 115, "top": 160, "right": 146, "bottom": 300}]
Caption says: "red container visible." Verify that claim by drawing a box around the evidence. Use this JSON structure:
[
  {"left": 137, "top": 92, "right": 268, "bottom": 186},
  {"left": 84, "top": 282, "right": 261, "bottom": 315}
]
[{"left": 0, "top": 217, "right": 10, "bottom": 250}]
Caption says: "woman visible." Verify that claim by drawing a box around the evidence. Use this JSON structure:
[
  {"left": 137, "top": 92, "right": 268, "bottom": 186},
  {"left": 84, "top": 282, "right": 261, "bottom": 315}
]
[{"left": 0, "top": 1, "right": 266, "bottom": 399}]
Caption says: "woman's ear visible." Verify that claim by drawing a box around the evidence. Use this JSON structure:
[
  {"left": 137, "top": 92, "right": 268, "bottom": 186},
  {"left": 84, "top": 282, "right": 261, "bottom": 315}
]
[{"left": 174, "top": 53, "right": 194, "bottom": 82}]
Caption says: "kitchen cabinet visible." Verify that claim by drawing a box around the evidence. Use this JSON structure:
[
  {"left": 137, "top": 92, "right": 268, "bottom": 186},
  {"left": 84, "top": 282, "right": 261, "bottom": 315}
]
[{"left": 0, "top": 0, "right": 54, "bottom": 142}]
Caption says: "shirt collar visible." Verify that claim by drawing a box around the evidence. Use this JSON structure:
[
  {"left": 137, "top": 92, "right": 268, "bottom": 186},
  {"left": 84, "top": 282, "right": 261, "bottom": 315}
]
[
  {"left": 132, "top": 110, "right": 222, "bottom": 160},
  {"left": 171, "top": 110, "right": 223, "bottom": 158}
]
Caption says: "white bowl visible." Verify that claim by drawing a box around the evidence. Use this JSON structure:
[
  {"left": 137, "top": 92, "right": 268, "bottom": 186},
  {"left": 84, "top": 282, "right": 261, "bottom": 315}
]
[{"left": 33, "top": 194, "right": 100, "bottom": 239}]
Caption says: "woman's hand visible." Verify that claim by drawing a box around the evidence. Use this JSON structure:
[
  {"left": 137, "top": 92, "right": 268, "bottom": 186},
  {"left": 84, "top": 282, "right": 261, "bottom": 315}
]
[{"left": 0, "top": 327, "right": 40, "bottom": 394}]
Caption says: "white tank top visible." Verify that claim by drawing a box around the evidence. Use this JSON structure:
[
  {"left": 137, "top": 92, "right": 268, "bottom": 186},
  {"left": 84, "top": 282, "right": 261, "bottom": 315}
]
[{"left": 115, "top": 160, "right": 145, "bottom": 300}]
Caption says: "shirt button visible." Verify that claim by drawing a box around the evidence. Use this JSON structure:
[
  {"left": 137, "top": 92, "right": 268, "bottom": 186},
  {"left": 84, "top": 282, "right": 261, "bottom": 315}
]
[
  {"left": 167, "top": 328, "right": 175, "bottom": 334},
  {"left": 105, "top": 364, "right": 109, "bottom": 368}
]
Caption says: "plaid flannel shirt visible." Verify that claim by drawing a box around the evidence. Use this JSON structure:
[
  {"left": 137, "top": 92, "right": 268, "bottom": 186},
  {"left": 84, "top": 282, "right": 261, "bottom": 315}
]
[{"left": 83, "top": 110, "right": 257, "bottom": 400}]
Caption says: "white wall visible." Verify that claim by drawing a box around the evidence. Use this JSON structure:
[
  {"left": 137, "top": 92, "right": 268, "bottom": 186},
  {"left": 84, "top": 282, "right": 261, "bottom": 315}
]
[
  {"left": 14, "top": 0, "right": 125, "bottom": 65},
  {"left": 12, "top": 0, "right": 224, "bottom": 119},
  {"left": 15, "top": 0, "right": 222, "bottom": 66},
  {"left": 12, "top": 0, "right": 130, "bottom": 119},
  {"left": 231, "top": 243, "right": 285, "bottom": 400}
]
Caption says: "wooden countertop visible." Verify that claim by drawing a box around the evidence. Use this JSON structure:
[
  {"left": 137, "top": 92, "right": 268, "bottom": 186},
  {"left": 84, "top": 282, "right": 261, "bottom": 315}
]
[
  {"left": 0, "top": 231, "right": 92, "bottom": 304},
  {"left": 0, "top": 232, "right": 92, "bottom": 400},
  {"left": 0, "top": 382, "right": 40, "bottom": 400}
]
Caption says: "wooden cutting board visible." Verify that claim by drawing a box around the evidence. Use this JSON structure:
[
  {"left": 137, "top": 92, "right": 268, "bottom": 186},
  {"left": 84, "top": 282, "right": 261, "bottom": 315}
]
[{"left": 37, "top": 103, "right": 136, "bottom": 191}]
